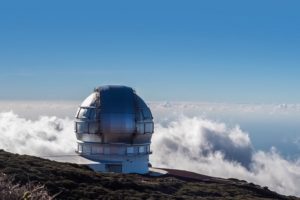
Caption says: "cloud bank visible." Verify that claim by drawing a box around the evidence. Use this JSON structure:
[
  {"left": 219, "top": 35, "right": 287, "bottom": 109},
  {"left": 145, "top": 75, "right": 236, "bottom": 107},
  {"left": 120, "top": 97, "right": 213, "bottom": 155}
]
[
  {"left": 150, "top": 116, "right": 300, "bottom": 196},
  {"left": 0, "top": 111, "right": 76, "bottom": 156},
  {"left": 0, "top": 103, "right": 299, "bottom": 196}
]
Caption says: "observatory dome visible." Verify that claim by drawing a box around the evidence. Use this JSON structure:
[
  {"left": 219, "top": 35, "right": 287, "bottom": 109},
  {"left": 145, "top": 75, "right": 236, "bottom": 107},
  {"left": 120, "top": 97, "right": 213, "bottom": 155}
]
[
  {"left": 75, "top": 85, "right": 154, "bottom": 144},
  {"left": 74, "top": 85, "right": 153, "bottom": 174}
]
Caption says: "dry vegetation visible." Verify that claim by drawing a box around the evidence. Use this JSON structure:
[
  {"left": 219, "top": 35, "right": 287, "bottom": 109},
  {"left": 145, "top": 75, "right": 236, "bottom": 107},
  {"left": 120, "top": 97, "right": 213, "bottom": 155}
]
[
  {"left": 0, "top": 172, "right": 53, "bottom": 200},
  {"left": 0, "top": 150, "right": 299, "bottom": 200}
]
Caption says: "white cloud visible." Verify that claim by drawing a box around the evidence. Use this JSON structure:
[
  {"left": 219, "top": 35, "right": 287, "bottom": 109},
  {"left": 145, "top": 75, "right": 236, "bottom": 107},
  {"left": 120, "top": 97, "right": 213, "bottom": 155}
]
[
  {"left": 0, "top": 102, "right": 300, "bottom": 196},
  {"left": 150, "top": 116, "right": 300, "bottom": 196},
  {"left": 0, "top": 111, "right": 76, "bottom": 156}
]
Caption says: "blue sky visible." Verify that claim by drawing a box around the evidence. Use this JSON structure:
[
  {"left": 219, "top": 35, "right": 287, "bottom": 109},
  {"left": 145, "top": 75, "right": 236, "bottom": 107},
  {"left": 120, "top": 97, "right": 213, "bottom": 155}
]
[{"left": 0, "top": 0, "right": 300, "bottom": 102}]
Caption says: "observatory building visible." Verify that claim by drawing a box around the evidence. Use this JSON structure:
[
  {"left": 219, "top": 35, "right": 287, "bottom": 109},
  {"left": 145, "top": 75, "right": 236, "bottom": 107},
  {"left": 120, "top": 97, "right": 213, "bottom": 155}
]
[{"left": 74, "top": 85, "right": 154, "bottom": 174}]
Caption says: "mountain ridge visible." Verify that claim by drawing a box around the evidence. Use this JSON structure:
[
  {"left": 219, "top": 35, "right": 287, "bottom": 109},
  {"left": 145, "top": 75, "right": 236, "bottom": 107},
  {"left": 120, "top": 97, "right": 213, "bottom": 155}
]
[{"left": 0, "top": 150, "right": 298, "bottom": 200}]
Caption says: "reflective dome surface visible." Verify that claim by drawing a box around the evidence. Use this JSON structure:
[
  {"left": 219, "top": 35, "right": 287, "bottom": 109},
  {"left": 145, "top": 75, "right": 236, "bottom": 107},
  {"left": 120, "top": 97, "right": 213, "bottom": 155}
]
[{"left": 75, "top": 85, "right": 154, "bottom": 144}]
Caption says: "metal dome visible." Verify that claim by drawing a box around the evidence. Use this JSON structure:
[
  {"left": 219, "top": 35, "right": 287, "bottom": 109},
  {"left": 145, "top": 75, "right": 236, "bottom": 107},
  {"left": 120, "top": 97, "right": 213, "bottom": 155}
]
[{"left": 74, "top": 85, "right": 154, "bottom": 144}]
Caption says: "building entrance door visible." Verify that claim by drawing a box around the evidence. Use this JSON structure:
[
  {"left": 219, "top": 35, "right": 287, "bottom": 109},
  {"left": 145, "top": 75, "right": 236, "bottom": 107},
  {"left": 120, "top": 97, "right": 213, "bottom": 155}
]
[{"left": 106, "top": 164, "right": 122, "bottom": 173}]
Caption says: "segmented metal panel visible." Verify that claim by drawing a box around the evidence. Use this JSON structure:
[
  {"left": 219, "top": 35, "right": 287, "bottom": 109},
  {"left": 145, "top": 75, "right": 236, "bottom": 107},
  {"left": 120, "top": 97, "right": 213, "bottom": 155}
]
[{"left": 75, "top": 85, "right": 154, "bottom": 144}]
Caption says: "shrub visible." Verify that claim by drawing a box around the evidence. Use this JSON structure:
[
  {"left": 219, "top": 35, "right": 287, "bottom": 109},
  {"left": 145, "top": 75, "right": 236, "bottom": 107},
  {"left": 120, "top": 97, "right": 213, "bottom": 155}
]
[{"left": 0, "top": 173, "right": 54, "bottom": 200}]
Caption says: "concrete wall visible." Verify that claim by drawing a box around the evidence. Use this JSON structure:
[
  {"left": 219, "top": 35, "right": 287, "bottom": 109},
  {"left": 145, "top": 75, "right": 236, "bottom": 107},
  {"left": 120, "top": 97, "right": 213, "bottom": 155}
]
[
  {"left": 87, "top": 154, "right": 149, "bottom": 174},
  {"left": 122, "top": 155, "right": 149, "bottom": 174}
]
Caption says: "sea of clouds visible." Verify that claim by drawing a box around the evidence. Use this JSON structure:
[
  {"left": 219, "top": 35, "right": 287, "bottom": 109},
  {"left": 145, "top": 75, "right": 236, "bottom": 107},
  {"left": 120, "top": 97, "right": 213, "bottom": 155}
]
[{"left": 0, "top": 101, "right": 299, "bottom": 196}]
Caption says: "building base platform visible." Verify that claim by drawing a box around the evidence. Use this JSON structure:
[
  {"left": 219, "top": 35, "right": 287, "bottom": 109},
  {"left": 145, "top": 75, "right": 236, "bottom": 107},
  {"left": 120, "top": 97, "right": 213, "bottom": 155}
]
[{"left": 42, "top": 154, "right": 167, "bottom": 176}]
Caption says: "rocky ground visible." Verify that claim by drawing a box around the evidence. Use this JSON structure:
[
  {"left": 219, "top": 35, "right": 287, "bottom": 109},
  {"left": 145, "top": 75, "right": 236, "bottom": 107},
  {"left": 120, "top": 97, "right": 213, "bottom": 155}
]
[{"left": 0, "top": 150, "right": 298, "bottom": 200}]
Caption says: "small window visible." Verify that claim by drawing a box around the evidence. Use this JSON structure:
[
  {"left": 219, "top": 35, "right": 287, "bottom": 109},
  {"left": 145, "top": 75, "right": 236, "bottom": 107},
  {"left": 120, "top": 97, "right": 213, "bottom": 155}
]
[
  {"left": 77, "top": 108, "right": 90, "bottom": 119},
  {"left": 92, "top": 146, "right": 103, "bottom": 154},
  {"left": 127, "top": 147, "right": 134, "bottom": 154},
  {"left": 145, "top": 123, "right": 154, "bottom": 134},
  {"left": 142, "top": 109, "right": 152, "bottom": 119},
  {"left": 136, "top": 123, "right": 144, "bottom": 134},
  {"left": 89, "top": 109, "right": 98, "bottom": 120},
  {"left": 139, "top": 146, "right": 145, "bottom": 153},
  {"left": 76, "top": 122, "right": 88, "bottom": 133},
  {"left": 89, "top": 122, "right": 99, "bottom": 134},
  {"left": 82, "top": 144, "right": 91, "bottom": 154}
]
